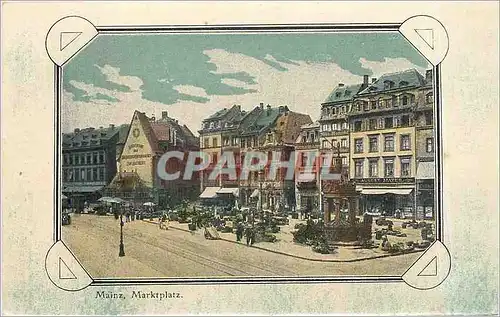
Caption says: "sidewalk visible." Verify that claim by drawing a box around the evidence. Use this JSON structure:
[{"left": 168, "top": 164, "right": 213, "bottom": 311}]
[{"left": 142, "top": 218, "right": 424, "bottom": 262}]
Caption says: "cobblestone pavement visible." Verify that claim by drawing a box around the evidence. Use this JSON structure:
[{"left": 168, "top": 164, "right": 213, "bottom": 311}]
[{"left": 62, "top": 214, "right": 421, "bottom": 278}]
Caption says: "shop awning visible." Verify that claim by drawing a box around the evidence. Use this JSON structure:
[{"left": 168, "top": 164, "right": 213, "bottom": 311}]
[
  {"left": 62, "top": 185, "right": 104, "bottom": 193},
  {"left": 250, "top": 189, "right": 260, "bottom": 198},
  {"left": 217, "top": 187, "right": 239, "bottom": 197},
  {"left": 417, "top": 161, "right": 435, "bottom": 179},
  {"left": 199, "top": 187, "right": 221, "bottom": 199},
  {"left": 297, "top": 172, "right": 316, "bottom": 182},
  {"left": 361, "top": 188, "right": 413, "bottom": 195}
]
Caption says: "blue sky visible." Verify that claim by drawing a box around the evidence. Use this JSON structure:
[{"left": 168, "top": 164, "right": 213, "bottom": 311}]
[{"left": 62, "top": 32, "right": 430, "bottom": 133}]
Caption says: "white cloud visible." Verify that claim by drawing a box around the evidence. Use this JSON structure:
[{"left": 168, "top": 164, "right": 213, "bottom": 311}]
[
  {"left": 172, "top": 85, "right": 209, "bottom": 98},
  {"left": 63, "top": 54, "right": 429, "bottom": 135},
  {"left": 94, "top": 64, "right": 143, "bottom": 91},
  {"left": 359, "top": 57, "right": 430, "bottom": 78}
]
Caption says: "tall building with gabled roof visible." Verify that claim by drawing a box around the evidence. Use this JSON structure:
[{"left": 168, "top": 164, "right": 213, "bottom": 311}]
[{"left": 105, "top": 110, "right": 199, "bottom": 208}]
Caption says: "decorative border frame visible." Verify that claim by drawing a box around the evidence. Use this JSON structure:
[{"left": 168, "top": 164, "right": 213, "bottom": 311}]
[{"left": 45, "top": 15, "right": 449, "bottom": 290}]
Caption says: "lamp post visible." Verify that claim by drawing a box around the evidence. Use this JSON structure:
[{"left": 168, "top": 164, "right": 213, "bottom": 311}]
[{"left": 119, "top": 205, "right": 125, "bottom": 257}]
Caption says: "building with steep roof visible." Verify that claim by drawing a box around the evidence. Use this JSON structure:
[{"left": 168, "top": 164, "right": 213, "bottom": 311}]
[
  {"left": 105, "top": 110, "right": 199, "bottom": 208},
  {"left": 348, "top": 68, "right": 431, "bottom": 217}
]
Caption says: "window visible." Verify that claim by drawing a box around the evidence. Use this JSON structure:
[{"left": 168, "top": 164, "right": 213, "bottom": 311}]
[
  {"left": 342, "top": 122, "right": 348, "bottom": 130},
  {"left": 341, "top": 138, "right": 348, "bottom": 148},
  {"left": 400, "top": 134, "right": 411, "bottom": 151},
  {"left": 86, "top": 168, "right": 92, "bottom": 181},
  {"left": 62, "top": 169, "right": 68, "bottom": 182},
  {"left": 384, "top": 117, "right": 393, "bottom": 129},
  {"left": 354, "top": 138, "right": 363, "bottom": 153},
  {"left": 400, "top": 157, "right": 411, "bottom": 177},
  {"left": 80, "top": 168, "right": 86, "bottom": 181},
  {"left": 223, "top": 137, "right": 230, "bottom": 146},
  {"left": 92, "top": 168, "right": 98, "bottom": 181},
  {"left": 363, "top": 101, "right": 369, "bottom": 111},
  {"left": 384, "top": 158, "right": 394, "bottom": 177},
  {"left": 394, "top": 116, "right": 401, "bottom": 127},
  {"left": 322, "top": 140, "right": 329, "bottom": 149},
  {"left": 99, "top": 152, "right": 104, "bottom": 164},
  {"left": 74, "top": 168, "right": 79, "bottom": 181},
  {"left": 354, "top": 121, "right": 362, "bottom": 132},
  {"left": 69, "top": 155, "right": 73, "bottom": 165},
  {"left": 369, "top": 136, "right": 378, "bottom": 152},
  {"left": 356, "top": 104, "right": 361, "bottom": 111},
  {"left": 212, "top": 138, "right": 218, "bottom": 147},
  {"left": 63, "top": 155, "right": 68, "bottom": 165},
  {"left": 426, "top": 138, "right": 434, "bottom": 153},
  {"left": 391, "top": 95, "right": 397, "bottom": 107},
  {"left": 370, "top": 101, "right": 377, "bottom": 110},
  {"left": 426, "top": 92, "right": 434, "bottom": 104},
  {"left": 402, "top": 95, "right": 409, "bottom": 105},
  {"left": 401, "top": 115, "right": 410, "bottom": 127},
  {"left": 355, "top": 160, "right": 364, "bottom": 178},
  {"left": 93, "top": 152, "right": 98, "bottom": 164},
  {"left": 86, "top": 153, "right": 91, "bottom": 165},
  {"left": 232, "top": 137, "right": 238, "bottom": 146},
  {"left": 425, "top": 111, "right": 433, "bottom": 125},
  {"left": 369, "top": 119, "right": 377, "bottom": 130},
  {"left": 75, "top": 155, "right": 80, "bottom": 165},
  {"left": 378, "top": 98, "right": 384, "bottom": 108},
  {"left": 369, "top": 160, "right": 379, "bottom": 177},
  {"left": 99, "top": 167, "right": 105, "bottom": 181},
  {"left": 209, "top": 122, "right": 214, "bottom": 129},
  {"left": 384, "top": 134, "right": 395, "bottom": 151},
  {"left": 212, "top": 153, "right": 218, "bottom": 164},
  {"left": 68, "top": 169, "right": 74, "bottom": 181}
]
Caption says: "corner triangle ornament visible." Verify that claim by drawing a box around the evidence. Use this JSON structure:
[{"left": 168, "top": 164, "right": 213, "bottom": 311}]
[
  {"left": 58, "top": 257, "right": 77, "bottom": 280},
  {"left": 399, "top": 15, "right": 449, "bottom": 66},
  {"left": 46, "top": 16, "right": 98, "bottom": 66},
  {"left": 415, "top": 28, "right": 434, "bottom": 49},
  {"left": 45, "top": 241, "right": 92, "bottom": 291},
  {"left": 402, "top": 240, "right": 451, "bottom": 290},
  {"left": 417, "top": 256, "right": 437, "bottom": 276},
  {"left": 59, "top": 32, "right": 82, "bottom": 51}
]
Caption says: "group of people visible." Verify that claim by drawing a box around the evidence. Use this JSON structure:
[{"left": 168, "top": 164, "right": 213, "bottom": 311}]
[{"left": 235, "top": 222, "right": 256, "bottom": 246}]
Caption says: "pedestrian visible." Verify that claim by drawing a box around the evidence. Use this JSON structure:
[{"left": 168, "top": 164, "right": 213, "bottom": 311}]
[
  {"left": 236, "top": 222, "right": 243, "bottom": 242},
  {"left": 245, "top": 226, "right": 251, "bottom": 246},
  {"left": 125, "top": 212, "right": 130, "bottom": 222}
]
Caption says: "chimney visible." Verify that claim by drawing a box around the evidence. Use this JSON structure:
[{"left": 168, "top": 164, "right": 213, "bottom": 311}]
[
  {"left": 338, "top": 83, "right": 345, "bottom": 87},
  {"left": 278, "top": 105, "right": 285, "bottom": 113},
  {"left": 372, "top": 77, "right": 377, "bottom": 83},
  {"left": 162, "top": 111, "right": 169, "bottom": 119},
  {"left": 109, "top": 124, "right": 115, "bottom": 129},
  {"left": 426, "top": 69, "right": 433, "bottom": 83},
  {"left": 150, "top": 113, "right": 156, "bottom": 122},
  {"left": 259, "top": 102, "right": 264, "bottom": 109},
  {"left": 363, "top": 75, "right": 369, "bottom": 86},
  {"left": 74, "top": 128, "right": 80, "bottom": 133},
  {"left": 266, "top": 104, "right": 271, "bottom": 116}
]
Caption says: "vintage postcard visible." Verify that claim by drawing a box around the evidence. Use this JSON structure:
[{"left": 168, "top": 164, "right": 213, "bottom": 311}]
[{"left": 1, "top": 1, "right": 499, "bottom": 316}]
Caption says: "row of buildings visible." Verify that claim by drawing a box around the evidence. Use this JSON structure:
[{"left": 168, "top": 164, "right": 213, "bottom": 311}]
[
  {"left": 62, "top": 111, "right": 200, "bottom": 211},
  {"left": 293, "top": 68, "right": 435, "bottom": 218},
  {"left": 62, "top": 68, "right": 436, "bottom": 218}
]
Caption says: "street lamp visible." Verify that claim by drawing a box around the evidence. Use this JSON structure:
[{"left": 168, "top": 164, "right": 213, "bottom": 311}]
[{"left": 119, "top": 205, "right": 125, "bottom": 257}]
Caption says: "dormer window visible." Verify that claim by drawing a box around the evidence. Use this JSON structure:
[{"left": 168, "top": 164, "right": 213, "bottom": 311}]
[
  {"left": 335, "top": 92, "right": 341, "bottom": 98},
  {"left": 344, "top": 90, "right": 351, "bottom": 96},
  {"left": 400, "top": 81, "right": 409, "bottom": 86},
  {"left": 209, "top": 122, "right": 214, "bottom": 129},
  {"left": 369, "top": 86, "right": 378, "bottom": 91},
  {"left": 384, "top": 80, "right": 394, "bottom": 89}
]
